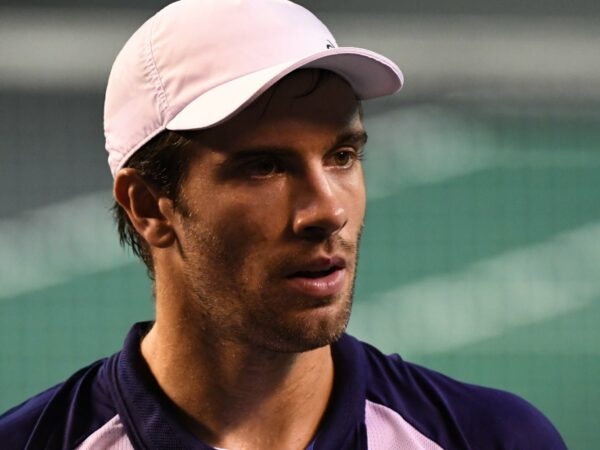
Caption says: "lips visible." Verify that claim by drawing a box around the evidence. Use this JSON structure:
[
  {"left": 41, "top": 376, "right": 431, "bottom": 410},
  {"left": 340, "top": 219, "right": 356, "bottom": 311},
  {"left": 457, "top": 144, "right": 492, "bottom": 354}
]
[{"left": 285, "top": 257, "right": 347, "bottom": 298}]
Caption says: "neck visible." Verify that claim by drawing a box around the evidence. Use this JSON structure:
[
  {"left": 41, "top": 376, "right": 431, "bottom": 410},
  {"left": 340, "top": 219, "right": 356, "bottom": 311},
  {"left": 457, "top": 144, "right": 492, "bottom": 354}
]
[{"left": 141, "top": 301, "right": 335, "bottom": 450}]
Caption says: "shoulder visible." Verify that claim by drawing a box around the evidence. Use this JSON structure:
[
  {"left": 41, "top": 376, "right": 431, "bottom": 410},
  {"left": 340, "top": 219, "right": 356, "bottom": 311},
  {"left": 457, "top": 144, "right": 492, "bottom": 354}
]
[
  {"left": 0, "top": 385, "right": 61, "bottom": 449},
  {"left": 0, "top": 358, "right": 117, "bottom": 449},
  {"left": 354, "top": 337, "right": 567, "bottom": 449}
]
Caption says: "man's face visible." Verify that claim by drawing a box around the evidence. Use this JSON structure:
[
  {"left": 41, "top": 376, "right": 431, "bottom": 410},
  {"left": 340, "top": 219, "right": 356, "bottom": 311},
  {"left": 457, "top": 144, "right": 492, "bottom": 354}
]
[{"left": 172, "top": 71, "right": 366, "bottom": 353}]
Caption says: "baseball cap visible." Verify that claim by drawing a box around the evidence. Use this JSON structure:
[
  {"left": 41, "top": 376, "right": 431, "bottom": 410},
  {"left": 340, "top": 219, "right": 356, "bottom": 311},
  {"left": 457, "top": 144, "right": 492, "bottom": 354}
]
[{"left": 104, "top": 0, "right": 404, "bottom": 177}]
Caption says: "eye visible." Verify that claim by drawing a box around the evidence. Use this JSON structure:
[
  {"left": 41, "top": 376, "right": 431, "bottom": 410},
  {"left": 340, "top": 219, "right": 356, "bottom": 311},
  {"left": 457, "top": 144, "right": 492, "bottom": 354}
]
[
  {"left": 243, "top": 157, "right": 283, "bottom": 178},
  {"left": 328, "top": 148, "right": 364, "bottom": 168}
]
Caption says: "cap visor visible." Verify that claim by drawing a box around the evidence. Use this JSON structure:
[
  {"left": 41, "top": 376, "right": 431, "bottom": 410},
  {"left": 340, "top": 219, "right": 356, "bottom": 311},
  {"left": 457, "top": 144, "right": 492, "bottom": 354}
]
[{"left": 166, "top": 47, "right": 403, "bottom": 131}]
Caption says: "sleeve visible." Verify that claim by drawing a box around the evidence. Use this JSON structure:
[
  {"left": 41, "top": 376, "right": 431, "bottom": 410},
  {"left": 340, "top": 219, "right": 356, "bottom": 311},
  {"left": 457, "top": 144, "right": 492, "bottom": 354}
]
[
  {"left": 0, "top": 360, "right": 116, "bottom": 450},
  {"left": 467, "top": 387, "right": 568, "bottom": 450},
  {"left": 361, "top": 344, "right": 568, "bottom": 449},
  {"left": 0, "top": 387, "right": 59, "bottom": 449}
]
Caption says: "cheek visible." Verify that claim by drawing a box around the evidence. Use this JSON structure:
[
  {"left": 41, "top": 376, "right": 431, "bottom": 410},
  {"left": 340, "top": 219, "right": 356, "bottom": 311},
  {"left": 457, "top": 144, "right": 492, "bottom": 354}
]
[
  {"left": 204, "top": 193, "right": 287, "bottom": 260},
  {"left": 344, "top": 171, "right": 366, "bottom": 226}
]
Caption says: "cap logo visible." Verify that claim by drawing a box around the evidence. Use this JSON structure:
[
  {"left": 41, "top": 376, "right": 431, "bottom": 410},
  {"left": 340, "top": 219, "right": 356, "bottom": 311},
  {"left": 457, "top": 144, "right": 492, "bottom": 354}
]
[{"left": 326, "top": 40, "right": 335, "bottom": 49}]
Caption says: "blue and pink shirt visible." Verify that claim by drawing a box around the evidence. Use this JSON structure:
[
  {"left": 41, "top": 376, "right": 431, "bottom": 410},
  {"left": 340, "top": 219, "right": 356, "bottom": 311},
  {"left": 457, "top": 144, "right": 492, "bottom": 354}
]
[{"left": 0, "top": 322, "right": 566, "bottom": 449}]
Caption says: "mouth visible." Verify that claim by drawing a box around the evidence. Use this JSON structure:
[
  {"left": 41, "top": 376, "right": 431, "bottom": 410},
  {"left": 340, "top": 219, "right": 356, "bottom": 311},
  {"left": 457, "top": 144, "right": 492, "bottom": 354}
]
[
  {"left": 285, "top": 257, "right": 347, "bottom": 298},
  {"left": 287, "top": 255, "right": 346, "bottom": 278},
  {"left": 290, "top": 265, "right": 342, "bottom": 279}
]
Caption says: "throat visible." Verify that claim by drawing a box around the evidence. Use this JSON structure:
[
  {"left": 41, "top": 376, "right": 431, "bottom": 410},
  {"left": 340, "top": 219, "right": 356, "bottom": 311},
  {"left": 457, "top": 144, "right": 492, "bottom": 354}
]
[{"left": 141, "top": 324, "right": 335, "bottom": 450}]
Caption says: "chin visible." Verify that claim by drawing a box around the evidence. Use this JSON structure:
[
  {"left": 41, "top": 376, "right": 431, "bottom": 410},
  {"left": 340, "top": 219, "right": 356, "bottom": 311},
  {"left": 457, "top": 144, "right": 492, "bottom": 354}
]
[{"left": 259, "top": 300, "right": 352, "bottom": 354}]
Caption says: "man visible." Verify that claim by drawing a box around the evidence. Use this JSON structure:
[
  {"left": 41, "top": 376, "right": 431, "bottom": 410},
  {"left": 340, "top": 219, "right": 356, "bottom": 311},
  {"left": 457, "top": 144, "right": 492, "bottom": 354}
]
[{"left": 0, "top": 0, "right": 567, "bottom": 449}]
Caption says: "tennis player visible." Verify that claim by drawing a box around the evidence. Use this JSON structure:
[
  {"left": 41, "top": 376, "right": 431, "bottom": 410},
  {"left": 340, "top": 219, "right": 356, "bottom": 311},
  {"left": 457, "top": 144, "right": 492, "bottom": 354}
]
[{"left": 0, "top": 0, "right": 567, "bottom": 448}]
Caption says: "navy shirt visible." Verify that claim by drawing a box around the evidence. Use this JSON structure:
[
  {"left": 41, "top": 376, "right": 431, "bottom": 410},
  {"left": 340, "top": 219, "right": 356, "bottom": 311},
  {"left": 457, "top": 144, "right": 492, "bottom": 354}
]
[{"left": 0, "top": 322, "right": 567, "bottom": 449}]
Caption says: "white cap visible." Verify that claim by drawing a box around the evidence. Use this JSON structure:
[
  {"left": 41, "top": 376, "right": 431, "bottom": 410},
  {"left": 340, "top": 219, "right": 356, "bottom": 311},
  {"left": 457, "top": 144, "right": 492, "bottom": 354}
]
[{"left": 104, "top": 0, "right": 404, "bottom": 177}]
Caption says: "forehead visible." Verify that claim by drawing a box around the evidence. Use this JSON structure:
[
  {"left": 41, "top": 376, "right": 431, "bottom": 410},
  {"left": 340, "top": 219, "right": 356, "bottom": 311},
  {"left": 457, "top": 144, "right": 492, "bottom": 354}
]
[{"left": 192, "top": 70, "right": 364, "bottom": 151}]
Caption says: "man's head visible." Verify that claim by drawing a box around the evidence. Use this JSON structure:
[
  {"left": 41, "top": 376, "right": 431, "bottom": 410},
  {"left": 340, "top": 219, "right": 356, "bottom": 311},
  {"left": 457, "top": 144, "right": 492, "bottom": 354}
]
[
  {"left": 105, "top": 0, "right": 402, "bottom": 350},
  {"left": 114, "top": 69, "right": 365, "bottom": 351}
]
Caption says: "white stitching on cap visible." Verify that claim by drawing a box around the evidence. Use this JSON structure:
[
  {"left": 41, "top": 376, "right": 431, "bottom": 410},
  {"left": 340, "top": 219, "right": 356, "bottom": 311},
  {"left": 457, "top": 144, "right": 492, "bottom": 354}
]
[{"left": 145, "top": 14, "right": 172, "bottom": 124}]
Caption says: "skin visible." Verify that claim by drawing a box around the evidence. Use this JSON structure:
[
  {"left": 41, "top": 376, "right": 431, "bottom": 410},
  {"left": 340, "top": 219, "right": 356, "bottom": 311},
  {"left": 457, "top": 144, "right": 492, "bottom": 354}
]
[{"left": 114, "top": 70, "right": 367, "bottom": 450}]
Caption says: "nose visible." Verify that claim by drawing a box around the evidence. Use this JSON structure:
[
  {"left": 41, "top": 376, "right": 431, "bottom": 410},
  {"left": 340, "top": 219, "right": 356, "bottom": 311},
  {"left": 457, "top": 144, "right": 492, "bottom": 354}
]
[{"left": 292, "top": 169, "right": 348, "bottom": 240}]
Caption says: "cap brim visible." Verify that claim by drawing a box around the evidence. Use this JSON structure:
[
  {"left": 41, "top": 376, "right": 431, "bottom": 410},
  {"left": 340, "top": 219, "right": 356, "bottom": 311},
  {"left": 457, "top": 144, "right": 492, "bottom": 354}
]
[{"left": 166, "top": 47, "right": 403, "bottom": 131}]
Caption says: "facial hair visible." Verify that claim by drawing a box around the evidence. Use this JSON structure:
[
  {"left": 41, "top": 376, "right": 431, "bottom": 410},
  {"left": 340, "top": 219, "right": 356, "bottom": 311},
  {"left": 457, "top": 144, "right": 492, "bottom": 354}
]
[{"left": 178, "top": 216, "right": 362, "bottom": 354}]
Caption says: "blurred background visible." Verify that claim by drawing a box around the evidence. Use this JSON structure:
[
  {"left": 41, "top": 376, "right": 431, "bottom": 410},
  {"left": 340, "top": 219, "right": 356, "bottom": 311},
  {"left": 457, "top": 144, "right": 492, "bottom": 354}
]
[{"left": 1, "top": 0, "right": 599, "bottom": 448}]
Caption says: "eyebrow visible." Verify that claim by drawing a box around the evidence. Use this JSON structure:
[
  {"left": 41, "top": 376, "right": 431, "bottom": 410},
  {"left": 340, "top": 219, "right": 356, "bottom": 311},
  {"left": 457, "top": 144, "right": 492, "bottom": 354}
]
[
  {"left": 335, "top": 130, "right": 368, "bottom": 148},
  {"left": 225, "top": 130, "right": 369, "bottom": 158}
]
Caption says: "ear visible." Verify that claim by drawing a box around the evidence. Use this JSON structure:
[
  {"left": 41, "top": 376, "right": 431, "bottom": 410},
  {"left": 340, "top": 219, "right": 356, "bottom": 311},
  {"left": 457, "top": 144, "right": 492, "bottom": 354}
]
[{"left": 113, "top": 168, "right": 177, "bottom": 248}]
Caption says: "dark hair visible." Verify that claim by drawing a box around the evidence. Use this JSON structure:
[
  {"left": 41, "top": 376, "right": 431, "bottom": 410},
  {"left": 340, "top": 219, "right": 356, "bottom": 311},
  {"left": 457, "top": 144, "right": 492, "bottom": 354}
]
[{"left": 112, "top": 130, "right": 197, "bottom": 279}]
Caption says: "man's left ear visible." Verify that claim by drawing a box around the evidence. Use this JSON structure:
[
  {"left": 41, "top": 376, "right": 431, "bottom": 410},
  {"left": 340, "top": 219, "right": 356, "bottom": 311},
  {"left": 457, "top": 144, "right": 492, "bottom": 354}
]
[{"left": 113, "top": 168, "right": 177, "bottom": 249}]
